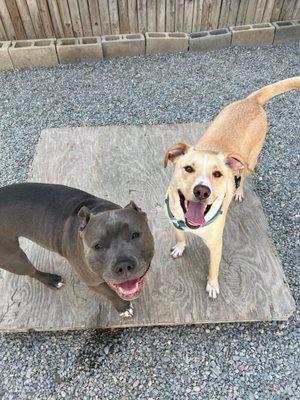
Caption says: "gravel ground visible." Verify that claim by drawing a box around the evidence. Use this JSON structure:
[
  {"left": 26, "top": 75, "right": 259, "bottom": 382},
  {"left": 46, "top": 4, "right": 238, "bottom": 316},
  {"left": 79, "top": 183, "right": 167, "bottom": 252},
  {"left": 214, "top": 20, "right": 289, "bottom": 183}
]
[{"left": 0, "top": 43, "right": 299, "bottom": 400}]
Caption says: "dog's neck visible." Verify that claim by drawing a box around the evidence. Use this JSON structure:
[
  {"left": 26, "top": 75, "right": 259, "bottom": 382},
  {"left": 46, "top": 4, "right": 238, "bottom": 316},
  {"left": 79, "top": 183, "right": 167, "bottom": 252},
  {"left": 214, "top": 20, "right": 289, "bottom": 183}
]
[
  {"left": 166, "top": 175, "right": 237, "bottom": 230},
  {"left": 166, "top": 187, "right": 225, "bottom": 231},
  {"left": 61, "top": 219, "right": 105, "bottom": 286}
]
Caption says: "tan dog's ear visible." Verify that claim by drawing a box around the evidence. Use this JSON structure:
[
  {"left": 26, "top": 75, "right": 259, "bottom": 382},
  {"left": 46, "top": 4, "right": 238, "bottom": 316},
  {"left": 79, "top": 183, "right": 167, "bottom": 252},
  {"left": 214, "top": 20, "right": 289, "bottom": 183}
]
[
  {"left": 163, "top": 142, "right": 190, "bottom": 168},
  {"left": 226, "top": 156, "right": 244, "bottom": 172},
  {"left": 225, "top": 154, "right": 254, "bottom": 175},
  {"left": 224, "top": 151, "right": 245, "bottom": 171}
]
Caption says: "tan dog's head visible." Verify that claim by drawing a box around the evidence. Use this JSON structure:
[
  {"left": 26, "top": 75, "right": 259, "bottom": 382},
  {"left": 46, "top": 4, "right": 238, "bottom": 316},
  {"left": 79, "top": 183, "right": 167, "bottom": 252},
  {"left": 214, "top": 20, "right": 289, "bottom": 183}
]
[{"left": 164, "top": 142, "right": 245, "bottom": 228}]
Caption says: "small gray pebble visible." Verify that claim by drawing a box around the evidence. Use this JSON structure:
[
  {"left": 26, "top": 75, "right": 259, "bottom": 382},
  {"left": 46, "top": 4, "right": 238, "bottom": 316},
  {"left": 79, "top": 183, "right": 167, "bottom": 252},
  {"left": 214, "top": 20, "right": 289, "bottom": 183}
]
[{"left": 0, "top": 43, "right": 299, "bottom": 400}]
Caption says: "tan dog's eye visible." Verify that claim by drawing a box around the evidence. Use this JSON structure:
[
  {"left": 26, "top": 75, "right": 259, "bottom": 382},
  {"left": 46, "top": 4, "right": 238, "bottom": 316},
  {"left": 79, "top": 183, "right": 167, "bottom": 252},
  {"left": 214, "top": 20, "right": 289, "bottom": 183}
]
[
  {"left": 213, "top": 171, "right": 222, "bottom": 178},
  {"left": 184, "top": 166, "right": 194, "bottom": 173}
]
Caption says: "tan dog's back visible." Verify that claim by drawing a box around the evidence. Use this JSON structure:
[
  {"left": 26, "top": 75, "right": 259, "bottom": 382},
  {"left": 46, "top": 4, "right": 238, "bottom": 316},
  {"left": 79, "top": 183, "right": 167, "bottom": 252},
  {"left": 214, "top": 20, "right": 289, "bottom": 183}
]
[
  {"left": 196, "top": 77, "right": 300, "bottom": 171},
  {"left": 164, "top": 77, "right": 299, "bottom": 299},
  {"left": 196, "top": 99, "right": 266, "bottom": 171}
]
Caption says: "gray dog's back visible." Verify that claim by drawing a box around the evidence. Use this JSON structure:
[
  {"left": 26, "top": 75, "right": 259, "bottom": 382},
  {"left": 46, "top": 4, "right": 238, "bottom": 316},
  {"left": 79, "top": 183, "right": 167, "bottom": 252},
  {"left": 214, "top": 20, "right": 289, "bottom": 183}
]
[{"left": 0, "top": 183, "right": 119, "bottom": 251}]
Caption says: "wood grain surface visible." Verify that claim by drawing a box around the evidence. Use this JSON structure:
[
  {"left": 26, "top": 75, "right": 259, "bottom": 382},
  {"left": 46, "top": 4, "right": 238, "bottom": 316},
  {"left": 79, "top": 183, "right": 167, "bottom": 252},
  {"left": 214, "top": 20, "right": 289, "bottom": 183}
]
[
  {"left": 37, "top": 0, "right": 55, "bottom": 38},
  {"left": 46, "top": 0, "right": 64, "bottom": 38},
  {"left": 26, "top": 0, "right": 45, "bottom": 38},
  {"left": 1, "top": 0, "right": 299, "bottom": 39},
  {"left": 0, "top": 123, "right": 295, "bottom": 331},
  {"left": 15, "top": 0, "right": 36, "bottom": 39},
  {"left": 166, "top": 0, "right": 176, "bottom": 32}
]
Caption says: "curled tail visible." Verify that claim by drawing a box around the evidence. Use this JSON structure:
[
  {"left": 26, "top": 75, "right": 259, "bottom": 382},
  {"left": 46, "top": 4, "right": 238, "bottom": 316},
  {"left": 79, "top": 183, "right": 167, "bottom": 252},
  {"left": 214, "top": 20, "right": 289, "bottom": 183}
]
[{"left": 247, "top": 76, "right": 300, "bottom": 106}]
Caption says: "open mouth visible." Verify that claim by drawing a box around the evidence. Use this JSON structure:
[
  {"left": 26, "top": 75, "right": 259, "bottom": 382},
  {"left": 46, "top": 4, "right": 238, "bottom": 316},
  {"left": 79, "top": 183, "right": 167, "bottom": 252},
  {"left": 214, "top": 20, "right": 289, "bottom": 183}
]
[
  {"left": 179, "top": 191, "right": 211, "bottom": 229},
  {"left": 108, "top": 265, "right": 150, "bottom": 301}
]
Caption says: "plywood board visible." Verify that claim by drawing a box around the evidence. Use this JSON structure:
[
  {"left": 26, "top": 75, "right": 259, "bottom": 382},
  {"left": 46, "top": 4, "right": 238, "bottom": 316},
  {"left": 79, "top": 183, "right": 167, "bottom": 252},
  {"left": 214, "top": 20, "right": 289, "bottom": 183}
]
[{"left": 0, "top": 123, "right": 295, "bottom": 331}]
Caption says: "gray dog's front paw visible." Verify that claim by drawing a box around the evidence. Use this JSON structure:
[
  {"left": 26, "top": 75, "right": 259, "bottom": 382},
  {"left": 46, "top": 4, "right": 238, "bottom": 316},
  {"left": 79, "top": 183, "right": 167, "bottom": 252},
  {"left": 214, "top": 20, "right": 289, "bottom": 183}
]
[
  {"left": 39, "top": 272, "right": 65, "bottom": 290},
  {"left": 119, "top": 303, "right": 134, "bottom": 318}
]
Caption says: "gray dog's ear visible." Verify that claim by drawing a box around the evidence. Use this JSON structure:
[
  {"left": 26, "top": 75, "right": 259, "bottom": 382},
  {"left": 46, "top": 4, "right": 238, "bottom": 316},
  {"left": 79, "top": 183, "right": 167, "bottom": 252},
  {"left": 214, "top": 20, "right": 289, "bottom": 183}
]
[
  {"left": 164, "top": 142, "right": 190, "bottom": 168},
  {"left": 125, "top": 201, "right": 146, "bottom": 215},
  {"left": 78, "top": 206, "right": 91, "bottom": 231}
]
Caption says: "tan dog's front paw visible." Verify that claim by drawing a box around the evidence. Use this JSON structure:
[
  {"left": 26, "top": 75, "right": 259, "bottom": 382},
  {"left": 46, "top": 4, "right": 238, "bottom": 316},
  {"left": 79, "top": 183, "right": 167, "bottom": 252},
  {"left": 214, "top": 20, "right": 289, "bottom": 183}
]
[
  {"left": 119, "top": 303, "right": 134, "bottom": 318},
  {"left": 234, "top": 187, "right": 244, "bottom": 202},
  {"left": 206, "top": 281, "right": 220, "bottom": 299},
  {"left": 171, "top": 242, "right": 186, "bottom": 259}
]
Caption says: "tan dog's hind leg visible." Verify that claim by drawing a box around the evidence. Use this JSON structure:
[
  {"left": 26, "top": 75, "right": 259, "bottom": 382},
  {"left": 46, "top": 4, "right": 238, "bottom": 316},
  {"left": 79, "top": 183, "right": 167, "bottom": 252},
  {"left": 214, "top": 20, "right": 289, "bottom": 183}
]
[
  {"left": 234, "top": 141, "right": 264, "bottom": 202},
  {"left": 234, "top": 170, "right": 246, "bottom": 202},
  {"left": 171, "top": 229, "right": 186, "bottom": 259}
]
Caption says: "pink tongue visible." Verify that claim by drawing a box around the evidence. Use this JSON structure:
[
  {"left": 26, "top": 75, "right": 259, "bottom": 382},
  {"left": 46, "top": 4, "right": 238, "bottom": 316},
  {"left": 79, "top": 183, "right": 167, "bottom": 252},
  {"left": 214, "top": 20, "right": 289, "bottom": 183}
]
[
  {"left": 185, "top": 202, "right": 206, "bottom": 226},
  {"left": 116, "top": 279, "right": 139, "bottom": 294}
]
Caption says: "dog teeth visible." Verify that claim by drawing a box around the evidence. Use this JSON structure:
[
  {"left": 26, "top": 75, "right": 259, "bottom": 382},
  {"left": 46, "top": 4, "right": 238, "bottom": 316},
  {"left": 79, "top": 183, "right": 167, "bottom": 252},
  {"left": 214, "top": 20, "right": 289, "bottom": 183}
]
[
  {"left": 119, "top": 303, "right": 134, "bottom": 318},
  {"left": 184, "top": 200, "right": 188, "bottom": 210}
]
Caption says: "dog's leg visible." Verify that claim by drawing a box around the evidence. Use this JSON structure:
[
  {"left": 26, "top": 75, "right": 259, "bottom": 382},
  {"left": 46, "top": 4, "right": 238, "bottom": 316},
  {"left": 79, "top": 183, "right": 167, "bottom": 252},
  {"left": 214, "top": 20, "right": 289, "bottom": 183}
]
[
  {"left": 171, "top": 229, "right": 186, "bottom": 259},
  {"left": 234, "top": 184, "right": 244, "bottom": 202},
  {"left": 0, "top": 238, "right": 64, "bottom": 289},
  {"left": 90, "top": 282, "right": 134, "bottom": 317},
  {"left": 234, "top": 139, "right": 264, "bottom": 202},
  {"left": 201, "top": 235, "right": 222, "bottom": 299},
  {"left": 234, "top": 170, "right": 246, "bottom": 202}
]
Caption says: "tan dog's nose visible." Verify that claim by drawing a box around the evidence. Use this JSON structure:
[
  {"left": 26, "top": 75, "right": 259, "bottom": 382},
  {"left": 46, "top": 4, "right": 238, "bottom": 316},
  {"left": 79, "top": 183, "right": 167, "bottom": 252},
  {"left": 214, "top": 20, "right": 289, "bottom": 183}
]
[{"left": 193, "top": 185, "right": 211, "bottom": 200}]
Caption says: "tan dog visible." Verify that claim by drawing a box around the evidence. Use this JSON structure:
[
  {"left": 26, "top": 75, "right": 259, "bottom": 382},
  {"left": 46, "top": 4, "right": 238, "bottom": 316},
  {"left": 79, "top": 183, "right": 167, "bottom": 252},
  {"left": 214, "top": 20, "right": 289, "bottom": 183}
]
[{"left": 164, "top": 77, "right": 300, "bottom": 299}]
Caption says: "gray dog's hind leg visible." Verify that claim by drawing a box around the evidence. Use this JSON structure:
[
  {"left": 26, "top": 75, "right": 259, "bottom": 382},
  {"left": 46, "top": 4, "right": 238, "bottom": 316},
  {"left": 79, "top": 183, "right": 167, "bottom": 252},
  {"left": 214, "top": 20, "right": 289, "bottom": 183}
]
[{"left": 0, "top": 238, "right": 64, "bottom": 289}]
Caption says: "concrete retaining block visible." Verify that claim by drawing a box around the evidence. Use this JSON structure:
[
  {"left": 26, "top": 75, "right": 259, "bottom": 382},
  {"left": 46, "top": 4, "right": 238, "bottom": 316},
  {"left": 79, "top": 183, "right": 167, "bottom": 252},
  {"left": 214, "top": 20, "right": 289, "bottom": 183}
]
[
  {"left": 273, "top": 20, "right": 300, "bottom": 44},
  {"left": 102, "top": 34, "right": 145, "bottom": 58},
  {"left": 0, "top": 41, "right": 13, "bottom": 70},
  {"left": 9, "top": 39, "right": 58, "bottom": 68},
  {"left": 230, "top": 23, "right": 275, "bottom": 47},
  {"left": 145, "top": 32, "right": 189, "bottom": 54},
  {"left": 57, "top": 37, "right": 102, "bottom": 64},
  {"left": 189, "top": 28, "right": 231, "bottom": 52}
]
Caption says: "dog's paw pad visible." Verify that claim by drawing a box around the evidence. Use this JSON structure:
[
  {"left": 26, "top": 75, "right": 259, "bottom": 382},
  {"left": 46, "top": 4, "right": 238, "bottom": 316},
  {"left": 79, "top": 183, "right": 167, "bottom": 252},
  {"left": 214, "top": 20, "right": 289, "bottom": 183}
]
[
  {"left": 171, "top": 243, "right": 186, "bottom": 259},
  {"left": 206, "top": 282, "right": 220, "bottom": 299},
  {"left": 119, "top": 304, "right": 134, "bottom": 318}
]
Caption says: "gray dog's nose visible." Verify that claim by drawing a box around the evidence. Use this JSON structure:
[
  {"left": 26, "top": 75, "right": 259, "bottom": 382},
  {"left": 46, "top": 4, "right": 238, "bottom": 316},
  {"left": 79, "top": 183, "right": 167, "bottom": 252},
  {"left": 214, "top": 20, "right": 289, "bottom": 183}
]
[
  {"left": 114, "top": 260, "right": 136, "bottom": 275},
  {"left": 193, "top": 185, "right": 211, "bottom": 200}
]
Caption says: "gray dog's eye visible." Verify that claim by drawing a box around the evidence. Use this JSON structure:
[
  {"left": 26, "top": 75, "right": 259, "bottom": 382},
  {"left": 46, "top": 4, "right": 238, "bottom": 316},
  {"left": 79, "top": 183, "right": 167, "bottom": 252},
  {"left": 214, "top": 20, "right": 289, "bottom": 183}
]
[
  {"left": 131, "top": 232, "right": 140, "bottom": 240},
  {"left": 94, "top": 243, "right": 104, "bottom": 250}
]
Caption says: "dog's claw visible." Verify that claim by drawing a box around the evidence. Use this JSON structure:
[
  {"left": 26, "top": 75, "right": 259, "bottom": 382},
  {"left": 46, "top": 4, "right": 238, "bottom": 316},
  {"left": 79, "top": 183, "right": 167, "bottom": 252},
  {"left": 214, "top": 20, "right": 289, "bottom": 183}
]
[
  {"left": 206, "top": 282, "right": 220, "bottom": 299},
  {"left": 171, "top": 242, "right": 186, "bottom": 259},
  {"left": 234, "top": 193, "right": 244, "bottom": 202},
  {"left": 45, "top": 274, "right": 64, "bottom": 290},
  {"left": 119, "top": 303, "right": 134, "bottom": 318},
  {"left": 234, "top": 188, "right": 244, "bottom": 202},
  {"left": 55, "top": 280, "right": 65, "bottom": 289}
]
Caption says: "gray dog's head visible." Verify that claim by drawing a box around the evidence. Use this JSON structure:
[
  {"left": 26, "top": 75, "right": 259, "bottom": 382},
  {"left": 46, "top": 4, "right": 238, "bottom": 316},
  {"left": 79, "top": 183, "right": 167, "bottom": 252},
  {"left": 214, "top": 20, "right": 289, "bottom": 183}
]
[{"left": 78, "top": 201, "right": 154, "bottom": 301}]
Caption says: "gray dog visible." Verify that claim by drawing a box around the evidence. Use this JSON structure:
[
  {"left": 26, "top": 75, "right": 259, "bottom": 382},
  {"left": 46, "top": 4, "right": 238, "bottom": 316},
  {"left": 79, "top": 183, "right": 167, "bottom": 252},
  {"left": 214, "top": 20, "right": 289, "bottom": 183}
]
[{"left": 0, "top": 183, "right": 154, "bottom": 317}]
